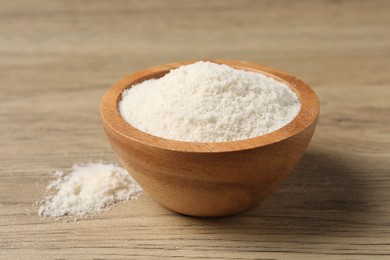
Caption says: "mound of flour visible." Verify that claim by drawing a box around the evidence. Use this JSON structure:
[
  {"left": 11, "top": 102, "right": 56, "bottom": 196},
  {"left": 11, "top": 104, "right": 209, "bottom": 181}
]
[
  {"left": 39, "top": 163, "right": 142, "bottom": 218},
  {"left": 119, "top": 61, "right": 300, "bottom": 142}
]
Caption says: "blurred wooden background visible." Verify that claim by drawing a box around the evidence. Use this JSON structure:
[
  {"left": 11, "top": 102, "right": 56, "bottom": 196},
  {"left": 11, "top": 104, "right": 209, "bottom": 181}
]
[{"left": 1, "top": 0, "right": 389, "bottom": 259}]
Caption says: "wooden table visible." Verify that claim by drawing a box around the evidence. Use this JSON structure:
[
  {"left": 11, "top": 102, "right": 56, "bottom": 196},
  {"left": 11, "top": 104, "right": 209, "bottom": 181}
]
[{"left": 1, "top": 0, "right": 389, "bottom": 259}]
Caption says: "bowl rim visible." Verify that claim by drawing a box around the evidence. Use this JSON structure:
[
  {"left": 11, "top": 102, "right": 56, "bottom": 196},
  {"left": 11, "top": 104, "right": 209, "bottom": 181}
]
[{"left": 100, "top": 60, "right": 319, "bottom": 153}]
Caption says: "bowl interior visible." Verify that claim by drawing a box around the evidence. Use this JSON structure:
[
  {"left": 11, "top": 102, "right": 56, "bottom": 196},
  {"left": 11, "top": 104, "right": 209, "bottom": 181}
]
[{"left": 100, "top": 60, "right": 319, "bottom": 153}]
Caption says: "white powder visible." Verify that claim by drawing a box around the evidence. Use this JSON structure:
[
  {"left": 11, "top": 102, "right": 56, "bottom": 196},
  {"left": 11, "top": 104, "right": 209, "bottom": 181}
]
[
  {"left": 39, "top": 163, "right": 142, "bottom": 217},
  {"left": 119, "top": 61, "right": 301, "bottom": 142}
]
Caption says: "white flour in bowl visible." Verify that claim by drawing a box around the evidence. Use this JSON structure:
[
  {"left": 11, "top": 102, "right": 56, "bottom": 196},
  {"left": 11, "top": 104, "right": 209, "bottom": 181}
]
[
  {"left": 39, "top": 163, "right": 142, "bottom": 218},
  {"left": 119, "top": 61, "right": 301, "bottom": 142}
]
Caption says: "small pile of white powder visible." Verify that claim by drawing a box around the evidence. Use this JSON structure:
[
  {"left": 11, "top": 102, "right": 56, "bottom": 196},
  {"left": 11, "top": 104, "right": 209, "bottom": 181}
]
[
  {"left": 39, "top": 163, "right": 142, "bottom": 218},
  {"left": 119, "top": 61, "right": 301, "bottom": 142}
]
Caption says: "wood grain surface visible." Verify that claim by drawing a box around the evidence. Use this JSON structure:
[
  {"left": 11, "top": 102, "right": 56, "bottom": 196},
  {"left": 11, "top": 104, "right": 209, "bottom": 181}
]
[{"left": 1, "top": 0, "right": 389, "bottom": 259}]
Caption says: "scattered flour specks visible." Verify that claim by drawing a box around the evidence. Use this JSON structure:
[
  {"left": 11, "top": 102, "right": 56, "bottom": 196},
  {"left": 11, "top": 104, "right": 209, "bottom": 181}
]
[{"left": 39, "top": 163, "right": 142, "bottom": 218}]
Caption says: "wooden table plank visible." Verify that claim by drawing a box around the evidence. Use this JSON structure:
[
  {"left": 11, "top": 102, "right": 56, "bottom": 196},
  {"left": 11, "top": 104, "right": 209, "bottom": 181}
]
[{"left": 1, "top": 0, "right": 389, "bottom": 258}]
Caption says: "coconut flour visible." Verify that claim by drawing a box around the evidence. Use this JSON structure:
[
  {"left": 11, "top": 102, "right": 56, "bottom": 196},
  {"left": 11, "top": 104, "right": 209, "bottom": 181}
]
[
  {"left": 39, "top": 163, "right": 142, "bottom": 218},
  {"left": 119, "top": 61, "right": 301, "bottom": 142}
]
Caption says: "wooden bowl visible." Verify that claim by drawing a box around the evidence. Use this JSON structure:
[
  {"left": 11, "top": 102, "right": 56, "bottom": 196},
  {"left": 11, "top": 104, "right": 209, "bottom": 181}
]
[{"left": 100, "top": 60, "right": 319, "bottom": 217}]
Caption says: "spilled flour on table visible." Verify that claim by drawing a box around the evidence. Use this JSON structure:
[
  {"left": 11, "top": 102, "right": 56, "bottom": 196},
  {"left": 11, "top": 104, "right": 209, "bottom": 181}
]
[{"left": 38, "top": 163, "right": 142, "bottom": 218}]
